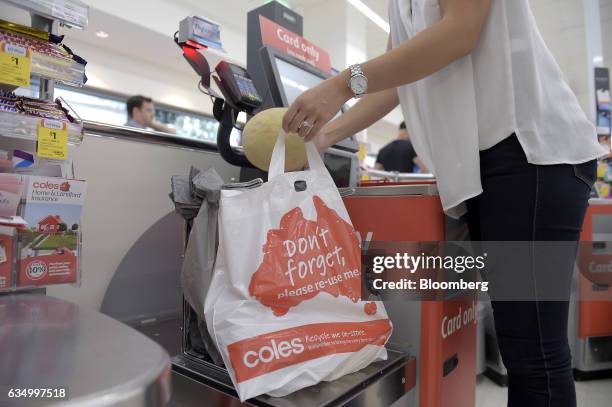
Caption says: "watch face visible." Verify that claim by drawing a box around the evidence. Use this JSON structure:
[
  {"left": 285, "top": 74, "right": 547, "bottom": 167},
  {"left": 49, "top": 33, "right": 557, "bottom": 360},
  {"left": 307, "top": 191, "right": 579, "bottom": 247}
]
[{"left": 351, "top": 75, "right": 368, "bottom": 94}]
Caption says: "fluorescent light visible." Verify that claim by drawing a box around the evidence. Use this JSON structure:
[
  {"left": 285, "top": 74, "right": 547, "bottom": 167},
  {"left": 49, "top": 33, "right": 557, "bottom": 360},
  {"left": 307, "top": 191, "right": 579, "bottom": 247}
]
[
  {"left": 267, "top": 0, "right": 291, "bottom": 8},
  {"left": 95, "top": 30, "right": 109, "bottom": 39},
  {"left": 346, "top": 0, "right": 390, "bottom": 33},
  {"left": 594, "top": 55, "right": 604, "bottom": 64}
]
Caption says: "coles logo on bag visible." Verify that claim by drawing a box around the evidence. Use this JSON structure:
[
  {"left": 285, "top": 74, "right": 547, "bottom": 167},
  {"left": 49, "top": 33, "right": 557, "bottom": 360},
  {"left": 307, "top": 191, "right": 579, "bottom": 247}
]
[
  {"left": 242, "top": 337, "right": 305, "bottom": 368},
  {"left": 228, "top": 320, "right": 392, "bottom": 383},
  {"left": 249, "top": 195, "right": 363, "bottom": 316}
]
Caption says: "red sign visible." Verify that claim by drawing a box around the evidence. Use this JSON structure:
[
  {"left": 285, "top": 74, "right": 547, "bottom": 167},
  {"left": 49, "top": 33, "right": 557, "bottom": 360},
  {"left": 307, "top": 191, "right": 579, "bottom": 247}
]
[
  {"left": 18, "top": 249, "right": 78, "bottom": 287},
  {"left": 259, "top": 15, "right": 331, "bottom": 74}
]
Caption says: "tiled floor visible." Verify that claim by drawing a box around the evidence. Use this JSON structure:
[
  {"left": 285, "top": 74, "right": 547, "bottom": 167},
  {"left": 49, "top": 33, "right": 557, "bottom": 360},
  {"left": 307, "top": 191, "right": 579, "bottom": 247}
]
[{"left": 476, "top": 375, "right": 612, "bottom": 407}]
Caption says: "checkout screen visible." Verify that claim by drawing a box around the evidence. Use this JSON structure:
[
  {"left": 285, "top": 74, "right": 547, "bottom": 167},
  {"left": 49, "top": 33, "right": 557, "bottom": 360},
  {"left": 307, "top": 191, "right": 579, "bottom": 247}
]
[
  {"left": 275, "top": 57, "right": 342, "bottom": 120},
  {"left": 276, "top": 57, "right": 325, "bottom": 105}
]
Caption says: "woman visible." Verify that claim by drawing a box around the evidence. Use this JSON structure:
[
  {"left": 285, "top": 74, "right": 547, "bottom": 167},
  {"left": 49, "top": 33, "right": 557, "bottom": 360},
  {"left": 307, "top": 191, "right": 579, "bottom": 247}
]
[{"left": 282, "top": 1, "right": 607, "bottom": 406}]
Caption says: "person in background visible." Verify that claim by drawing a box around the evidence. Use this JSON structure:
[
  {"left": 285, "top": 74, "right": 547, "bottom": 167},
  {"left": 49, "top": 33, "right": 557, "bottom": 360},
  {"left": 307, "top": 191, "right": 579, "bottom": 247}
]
[
  {"left": 375, "top": 121, "right": 427, "bottom": 173},
  {"left": 125, "top": 95, "right": 176, "bottom": 134}
]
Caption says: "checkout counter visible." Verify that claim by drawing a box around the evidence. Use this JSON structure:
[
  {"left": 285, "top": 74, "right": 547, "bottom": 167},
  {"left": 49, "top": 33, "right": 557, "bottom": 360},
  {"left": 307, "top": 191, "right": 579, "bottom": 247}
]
[
  {"left": 87, "top": 2, "right": 478, "bottom": 405},
  {"left": 69, "top": 121, "right": 420, "bottom": 406},
  {"left": 167, "top": 3, "right": 478, "bottom": 406}
]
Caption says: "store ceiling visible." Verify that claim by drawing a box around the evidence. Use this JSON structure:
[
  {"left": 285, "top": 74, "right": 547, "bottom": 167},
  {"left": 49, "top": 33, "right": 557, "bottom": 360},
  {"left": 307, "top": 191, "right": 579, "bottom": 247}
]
[
  {"left": 55, "top": 0, "right": 394, "bottom": 73},
  {"left": 58, "top": 8, "right": 192, "bottom": 77}
]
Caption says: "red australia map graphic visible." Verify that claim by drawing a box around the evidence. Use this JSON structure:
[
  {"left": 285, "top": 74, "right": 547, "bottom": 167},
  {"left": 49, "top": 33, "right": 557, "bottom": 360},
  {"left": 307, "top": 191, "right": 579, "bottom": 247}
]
[{"left": 249, "top": 195, "right": 363, "bottom": 316}]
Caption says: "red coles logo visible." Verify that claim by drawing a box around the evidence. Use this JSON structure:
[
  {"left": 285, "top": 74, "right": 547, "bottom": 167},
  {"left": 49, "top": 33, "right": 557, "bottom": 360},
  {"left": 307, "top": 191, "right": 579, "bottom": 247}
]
[{"left": 32, "top": 181, "right": 71, "bottom": 191}]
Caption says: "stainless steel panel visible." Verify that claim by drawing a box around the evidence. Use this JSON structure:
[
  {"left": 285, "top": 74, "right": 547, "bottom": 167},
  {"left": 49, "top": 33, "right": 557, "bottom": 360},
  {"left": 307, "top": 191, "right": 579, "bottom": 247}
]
[
  {"left": 171, "top": 350, "right": 413, "bottom": 407},
  {"left": 340, "top": 184, "right": 438, "bottom": 198},
  {"left": 364, "top": 169, "right": 435, "bottom": 183},
  {"left": 170, "top": 371, "right": 243, "bottom": 407},
  {"left": 0, "top": 294, "right": 171, "bottom": 406},
  {"left": 589, "top": 199, "right": 612, "bottom": 206},
  {"left": 83, "top": 121, "right": 220, "bottom": 152},
  {"left": 575, "top": 336, "right": 612, "bottom": 371}
]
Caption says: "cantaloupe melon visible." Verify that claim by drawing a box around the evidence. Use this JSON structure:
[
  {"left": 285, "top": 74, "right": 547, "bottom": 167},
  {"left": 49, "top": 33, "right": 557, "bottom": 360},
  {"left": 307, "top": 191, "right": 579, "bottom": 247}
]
[{"left": 242, "top": 107, "right": 308, "bottom": 172}]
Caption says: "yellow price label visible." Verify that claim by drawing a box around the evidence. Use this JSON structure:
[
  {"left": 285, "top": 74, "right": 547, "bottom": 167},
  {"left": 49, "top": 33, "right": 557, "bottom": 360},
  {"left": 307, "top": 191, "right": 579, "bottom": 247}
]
[
  {"left": 0, "top": 42, "right": 31, "bottom": 88},
  {"left": 37, "top": 119, "right": 68, "bottom": 160},
  {"left": 358, "top": 143, "right": 367, "bottom": 161},
  {"left": 597, "top": 162, "right": 607, "bottom": 179}
]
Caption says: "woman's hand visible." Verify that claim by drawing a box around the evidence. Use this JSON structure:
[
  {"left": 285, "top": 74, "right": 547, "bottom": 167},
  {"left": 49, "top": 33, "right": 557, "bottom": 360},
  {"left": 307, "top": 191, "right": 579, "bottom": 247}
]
[
  {"left": 310, "top": 123, "right": 335, "bottom": 153},
  {"left": 282, "top": 74, "right": 352, "bottom": 142}
]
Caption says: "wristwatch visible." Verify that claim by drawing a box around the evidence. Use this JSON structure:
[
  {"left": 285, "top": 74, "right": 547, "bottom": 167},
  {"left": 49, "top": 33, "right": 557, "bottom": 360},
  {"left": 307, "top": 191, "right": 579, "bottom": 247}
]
[{"left": 348, "top": 64, "right": 368, "bottom": 99}]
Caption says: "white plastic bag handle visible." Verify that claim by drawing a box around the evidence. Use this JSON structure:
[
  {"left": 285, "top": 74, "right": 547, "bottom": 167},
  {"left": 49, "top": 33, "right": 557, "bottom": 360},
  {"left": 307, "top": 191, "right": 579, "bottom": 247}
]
[{"left": 268, "top": 130, "right": 326, "bottom": 179}]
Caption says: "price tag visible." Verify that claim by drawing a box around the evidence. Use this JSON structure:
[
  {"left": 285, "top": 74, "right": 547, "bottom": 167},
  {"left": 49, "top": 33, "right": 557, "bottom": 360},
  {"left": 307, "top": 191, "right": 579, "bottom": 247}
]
[
  {"left": 0, "top": 43, "right": 31, "bottom": 88},
  {"left": 37, "top": 119, "right": 68, "bottom": 160},
  {"left": 358, "top": 143, "right": 367, "bottom": 161}
]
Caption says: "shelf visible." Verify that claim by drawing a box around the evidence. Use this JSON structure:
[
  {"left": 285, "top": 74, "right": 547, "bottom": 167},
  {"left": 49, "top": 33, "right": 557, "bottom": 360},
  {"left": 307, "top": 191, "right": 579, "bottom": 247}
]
[
  {"left": 2, "top": 0, "right": 89, "bottom": 30},
  {"left": 0, "top": 110, "right": 83, "bottom": 145},
  {"left": 0, "top": 29, "right": 86, "bottom": 87},
  {"left": 30, "top": 51, "right": 86, "bottom": 87}
]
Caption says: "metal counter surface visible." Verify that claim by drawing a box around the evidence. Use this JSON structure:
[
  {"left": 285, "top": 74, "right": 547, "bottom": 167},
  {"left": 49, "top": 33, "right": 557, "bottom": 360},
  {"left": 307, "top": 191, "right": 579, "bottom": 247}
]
[
  {"left": 589, "top": 198, "right": 612, "bottom": 205},
  {"left": 0, "top": 294, "right": 172, "bottom": 406},
  {"left": 82, "top": 121, "right": 221, "bottom": 152},
  {"left": 171, "top": 350, "right": 416, "bottom": 407}
]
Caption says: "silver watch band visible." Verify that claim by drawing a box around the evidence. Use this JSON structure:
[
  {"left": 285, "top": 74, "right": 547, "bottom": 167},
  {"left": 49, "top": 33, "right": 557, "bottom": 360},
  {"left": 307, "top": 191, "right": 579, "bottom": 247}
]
[{"left": 349, "top": 64, "right": 363, "bottom": 77}]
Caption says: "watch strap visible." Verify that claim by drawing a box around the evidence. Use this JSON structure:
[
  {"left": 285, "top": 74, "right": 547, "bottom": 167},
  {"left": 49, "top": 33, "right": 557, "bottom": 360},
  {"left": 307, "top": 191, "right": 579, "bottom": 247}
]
[{"left": 349, "top": 64, "right": 363, "bottom": 77}]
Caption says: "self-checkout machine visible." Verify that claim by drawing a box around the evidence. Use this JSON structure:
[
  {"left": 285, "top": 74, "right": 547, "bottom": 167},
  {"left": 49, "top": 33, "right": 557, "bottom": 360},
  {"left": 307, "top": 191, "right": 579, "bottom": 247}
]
[
  {"left": 341, "top": 179, "right": 479, "bottom": 407},
  {"left": 244, "top": 1, "right": 361, "bottom": 188},
  {"left": 570, "top": 199, "right": 612, "bottom": 380},
  {"left": 170, "top": 11, "right": 417, "bottom": 407}
]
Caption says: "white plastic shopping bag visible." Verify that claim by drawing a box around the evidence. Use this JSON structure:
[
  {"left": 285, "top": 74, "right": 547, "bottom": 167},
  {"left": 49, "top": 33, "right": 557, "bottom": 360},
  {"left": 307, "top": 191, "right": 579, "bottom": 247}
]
[{"left": 204, "top": 131, "right": 392, "bottom": 401}]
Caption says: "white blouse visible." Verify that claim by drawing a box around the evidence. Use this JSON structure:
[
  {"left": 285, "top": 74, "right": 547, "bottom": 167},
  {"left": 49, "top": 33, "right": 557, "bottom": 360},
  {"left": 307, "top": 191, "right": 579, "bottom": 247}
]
[{"left": 389, "top": 0, "right": 607, "bottom": 218}]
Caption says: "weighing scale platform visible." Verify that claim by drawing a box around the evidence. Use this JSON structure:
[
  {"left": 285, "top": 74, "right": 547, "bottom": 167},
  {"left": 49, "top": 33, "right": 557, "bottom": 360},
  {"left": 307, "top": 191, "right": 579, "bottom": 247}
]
[{"left": 170, "top": 349, "right": 416, "bottom": 407}]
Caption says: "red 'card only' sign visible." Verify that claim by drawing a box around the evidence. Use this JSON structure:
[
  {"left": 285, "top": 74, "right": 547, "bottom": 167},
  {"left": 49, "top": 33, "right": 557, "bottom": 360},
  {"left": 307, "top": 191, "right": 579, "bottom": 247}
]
[{"left": 259, "top": 15, "right": 331, "bottom": 74}]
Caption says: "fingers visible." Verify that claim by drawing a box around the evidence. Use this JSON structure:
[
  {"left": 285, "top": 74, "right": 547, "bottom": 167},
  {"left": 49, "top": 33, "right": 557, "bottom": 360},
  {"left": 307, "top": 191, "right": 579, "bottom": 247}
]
[
  {"left": 304, "top": 120, "right": 323, "bottom": 143},
  {"left": 289, "top": 110, "right": 309, "bottom": 134},
  {"left": 298, "top": 117, "right": 316, "bottom": 139},
  {"left": 282, "top": 101, "right": 300, "bottom": 132}
]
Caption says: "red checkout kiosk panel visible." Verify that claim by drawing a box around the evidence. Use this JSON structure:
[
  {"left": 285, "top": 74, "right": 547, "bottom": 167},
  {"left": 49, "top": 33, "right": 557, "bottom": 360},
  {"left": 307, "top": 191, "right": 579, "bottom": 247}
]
[
  {"left": 342, "top": 182, "right": 478, "bottom": 407},
  {"left": 574, "top": 200, "right": 612, "bottom": 379}
]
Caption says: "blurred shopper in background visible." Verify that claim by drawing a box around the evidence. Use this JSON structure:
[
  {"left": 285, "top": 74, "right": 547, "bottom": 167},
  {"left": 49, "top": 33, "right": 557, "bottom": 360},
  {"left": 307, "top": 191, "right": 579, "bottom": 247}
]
[
  {"left": 125, "top": 95, "right": 176, "bottom": 134},
  {"left": 283, "top": 1, "right": 607, "bottom": 406},
  {"left": 375, "top": 121, "right": 427, "bottom": 173}
]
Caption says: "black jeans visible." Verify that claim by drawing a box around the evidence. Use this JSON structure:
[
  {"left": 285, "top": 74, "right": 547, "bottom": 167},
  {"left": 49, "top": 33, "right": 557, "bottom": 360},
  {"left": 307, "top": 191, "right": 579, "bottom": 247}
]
[{"left": 466, "top": 135, "right": 596, "bottom": 407}]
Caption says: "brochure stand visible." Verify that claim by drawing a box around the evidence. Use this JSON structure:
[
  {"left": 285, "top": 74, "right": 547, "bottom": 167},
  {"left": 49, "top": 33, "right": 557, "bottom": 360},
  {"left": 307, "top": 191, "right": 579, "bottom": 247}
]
[{"left": 0, "top": 1, "right": 88, "bottom": 293}]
